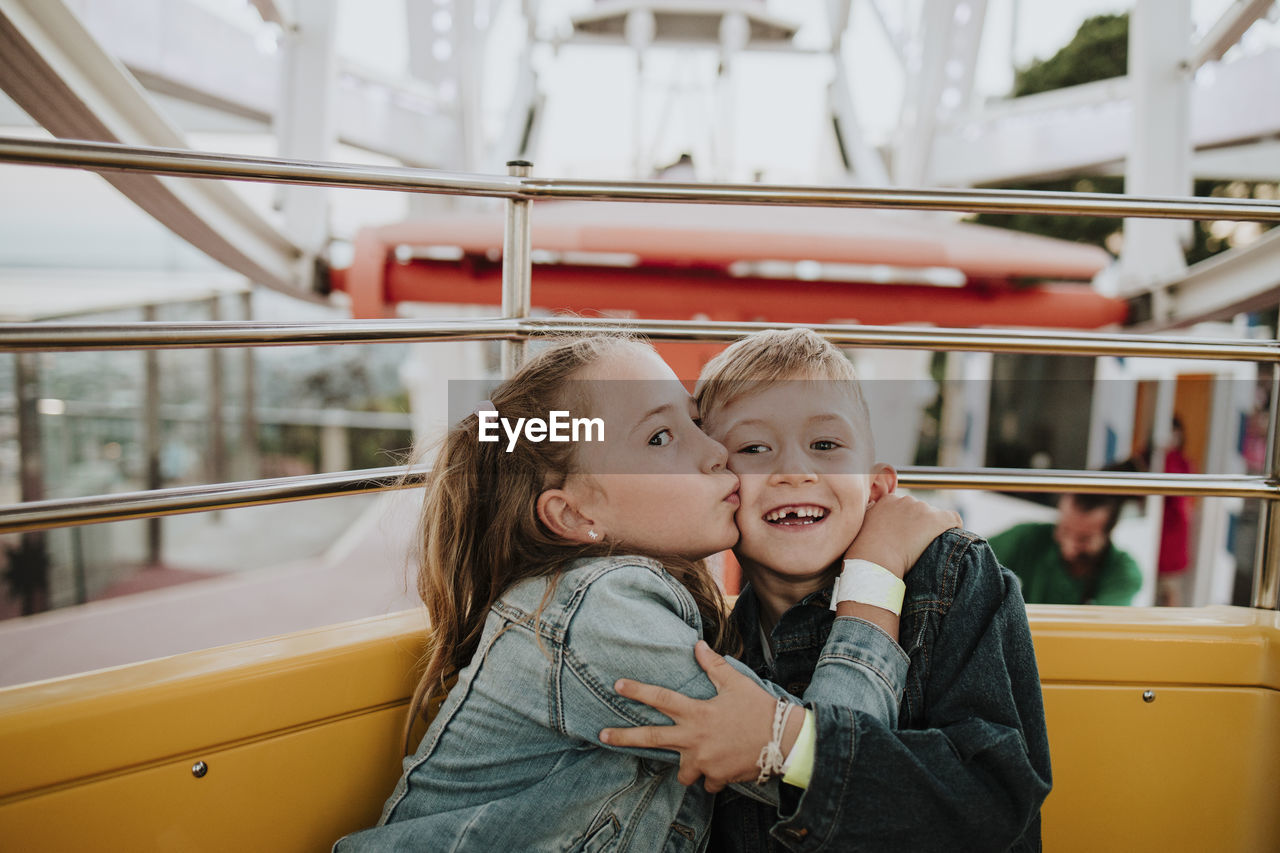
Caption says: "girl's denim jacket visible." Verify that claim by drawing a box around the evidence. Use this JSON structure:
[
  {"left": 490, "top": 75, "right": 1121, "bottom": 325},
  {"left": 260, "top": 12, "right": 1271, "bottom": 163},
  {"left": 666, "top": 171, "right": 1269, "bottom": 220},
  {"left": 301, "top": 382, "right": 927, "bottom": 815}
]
[{"left": 334, "top": 555, "right": 911, "bottom": 853}]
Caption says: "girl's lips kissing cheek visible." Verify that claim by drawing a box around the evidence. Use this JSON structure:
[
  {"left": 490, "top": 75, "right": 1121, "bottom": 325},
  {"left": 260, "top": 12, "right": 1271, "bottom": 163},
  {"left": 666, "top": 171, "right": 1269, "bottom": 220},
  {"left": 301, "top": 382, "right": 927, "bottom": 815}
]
[
  {"left": 724, "top": 488, "right": 740, "bottom": 506},
  {"left": 762, "top": 504, "right": 829, "bottom": 527}
]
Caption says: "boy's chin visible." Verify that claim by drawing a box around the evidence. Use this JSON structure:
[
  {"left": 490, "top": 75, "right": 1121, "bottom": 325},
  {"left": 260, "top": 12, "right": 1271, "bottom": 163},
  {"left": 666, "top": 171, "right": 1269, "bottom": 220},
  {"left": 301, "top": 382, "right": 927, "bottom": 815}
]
[{"left": 738, "top": 554, "right": 842, "bottom": 584}]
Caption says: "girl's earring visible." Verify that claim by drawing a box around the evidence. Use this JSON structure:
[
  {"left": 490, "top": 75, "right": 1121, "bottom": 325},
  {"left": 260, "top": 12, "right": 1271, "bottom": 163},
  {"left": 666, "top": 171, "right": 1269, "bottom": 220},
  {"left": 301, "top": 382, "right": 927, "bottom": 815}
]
[{"left": 588, "top": 530, "right": 599, "bottom": 540}]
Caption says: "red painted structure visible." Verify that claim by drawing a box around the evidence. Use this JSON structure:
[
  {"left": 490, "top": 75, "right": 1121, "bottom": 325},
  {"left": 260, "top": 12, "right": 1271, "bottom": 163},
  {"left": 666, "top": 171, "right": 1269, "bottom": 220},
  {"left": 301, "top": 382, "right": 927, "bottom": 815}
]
[{"left": 330, "top": 201, "right": 1125, "bottom": 378}]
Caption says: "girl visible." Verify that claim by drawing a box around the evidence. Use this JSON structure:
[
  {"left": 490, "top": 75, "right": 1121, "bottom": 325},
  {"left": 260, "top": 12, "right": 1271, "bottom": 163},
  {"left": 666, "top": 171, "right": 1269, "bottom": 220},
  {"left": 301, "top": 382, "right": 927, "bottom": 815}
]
[{"left": 335, "top": 336, "right": 944, "bottom": 852}]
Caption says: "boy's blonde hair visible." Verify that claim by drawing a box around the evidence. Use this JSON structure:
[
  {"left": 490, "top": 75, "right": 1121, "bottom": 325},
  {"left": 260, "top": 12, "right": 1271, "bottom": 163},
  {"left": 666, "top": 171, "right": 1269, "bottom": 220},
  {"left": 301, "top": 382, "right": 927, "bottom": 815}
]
[{"left": 695, "top": 328, "right": 873, "bottom": 452}]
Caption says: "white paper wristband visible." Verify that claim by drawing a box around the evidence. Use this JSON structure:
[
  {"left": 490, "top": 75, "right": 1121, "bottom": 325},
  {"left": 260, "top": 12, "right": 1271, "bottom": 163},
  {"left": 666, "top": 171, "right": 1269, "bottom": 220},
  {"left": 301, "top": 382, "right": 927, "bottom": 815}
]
[{"left": 830, "top": 559, "right": 906, "bottom": 616}]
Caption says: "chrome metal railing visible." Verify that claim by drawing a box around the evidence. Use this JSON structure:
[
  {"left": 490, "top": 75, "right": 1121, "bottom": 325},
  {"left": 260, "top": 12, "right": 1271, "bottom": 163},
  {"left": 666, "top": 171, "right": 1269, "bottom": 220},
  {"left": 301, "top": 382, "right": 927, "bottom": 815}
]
[
  {"left": 4, "top": 317, "right": 1280, "bottom": 360},
  {"left": 3, "top": 136, "right": 1280, "bottom": 610},
  {"left": 0, "top": 467, "right": 1268, "bottom": 534},
  {"left": 4, "top": 137, "right": 1280, "bottom": 220}
]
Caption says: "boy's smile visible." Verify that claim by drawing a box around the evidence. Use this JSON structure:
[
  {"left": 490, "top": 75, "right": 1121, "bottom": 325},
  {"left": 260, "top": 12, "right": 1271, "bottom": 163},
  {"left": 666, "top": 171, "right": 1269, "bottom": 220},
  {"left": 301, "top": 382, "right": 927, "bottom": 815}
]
[{"left": 703, "top": 380, "right": 891, "bottom": 587}]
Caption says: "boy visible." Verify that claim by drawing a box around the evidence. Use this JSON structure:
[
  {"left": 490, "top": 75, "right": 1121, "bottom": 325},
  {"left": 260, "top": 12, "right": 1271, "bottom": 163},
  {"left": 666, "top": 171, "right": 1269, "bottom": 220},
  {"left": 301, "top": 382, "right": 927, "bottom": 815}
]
[{"left": 607, "top": 329, "right": 1052, "bottom": 851}]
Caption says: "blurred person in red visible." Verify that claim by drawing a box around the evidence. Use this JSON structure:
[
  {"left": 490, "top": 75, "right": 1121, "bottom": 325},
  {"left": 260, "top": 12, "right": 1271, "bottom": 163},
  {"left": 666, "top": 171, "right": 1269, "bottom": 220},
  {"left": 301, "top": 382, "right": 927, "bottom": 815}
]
[{"left": 1157, "top": 418, "right": 1194, "bottom": 607}]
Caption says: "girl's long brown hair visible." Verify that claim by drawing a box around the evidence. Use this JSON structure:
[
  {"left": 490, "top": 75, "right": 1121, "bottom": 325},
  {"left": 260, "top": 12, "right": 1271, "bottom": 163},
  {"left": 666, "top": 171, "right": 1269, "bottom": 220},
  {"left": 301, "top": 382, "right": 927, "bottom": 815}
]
[{"left": 403, "top": 335, "right": 737, "bottom": 753}]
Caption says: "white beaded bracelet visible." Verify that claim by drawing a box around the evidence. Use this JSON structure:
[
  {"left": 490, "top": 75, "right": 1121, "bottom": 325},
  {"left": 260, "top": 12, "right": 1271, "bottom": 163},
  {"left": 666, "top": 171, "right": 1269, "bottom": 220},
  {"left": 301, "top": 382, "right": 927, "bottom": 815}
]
[{"left": 756, "top": 697, "right": 795, "bottom": 785}]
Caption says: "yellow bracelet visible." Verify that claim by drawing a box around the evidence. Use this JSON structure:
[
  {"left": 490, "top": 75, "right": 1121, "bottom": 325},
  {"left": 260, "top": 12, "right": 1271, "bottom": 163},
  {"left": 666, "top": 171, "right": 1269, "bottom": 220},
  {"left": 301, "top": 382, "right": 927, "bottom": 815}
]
[{"left": 781, "top": 709, "right": 817, "bottom": 789}]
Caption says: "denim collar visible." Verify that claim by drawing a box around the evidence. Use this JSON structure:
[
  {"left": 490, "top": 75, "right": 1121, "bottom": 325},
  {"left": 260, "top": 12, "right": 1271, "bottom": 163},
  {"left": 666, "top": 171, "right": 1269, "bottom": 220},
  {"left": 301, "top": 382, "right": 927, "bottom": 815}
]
[{"left": 734, "top": 583, "right": 836, "bottom": 675}]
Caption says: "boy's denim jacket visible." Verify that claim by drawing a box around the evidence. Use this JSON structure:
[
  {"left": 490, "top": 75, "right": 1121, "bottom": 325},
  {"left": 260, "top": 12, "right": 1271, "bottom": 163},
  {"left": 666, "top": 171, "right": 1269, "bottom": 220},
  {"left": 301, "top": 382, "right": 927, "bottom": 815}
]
[
  {"left": 334, "top": 555, "right": 910, "bottom": 853},
  {"left": 711, "top": 529, "right": 1053, "bottom": 853}
]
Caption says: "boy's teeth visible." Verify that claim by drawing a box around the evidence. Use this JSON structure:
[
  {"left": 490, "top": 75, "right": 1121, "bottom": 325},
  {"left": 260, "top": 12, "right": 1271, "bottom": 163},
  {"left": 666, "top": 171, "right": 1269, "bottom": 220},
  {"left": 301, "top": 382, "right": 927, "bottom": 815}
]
[{"left": 765, "top": 505, "right": 827, "bottom": 523}]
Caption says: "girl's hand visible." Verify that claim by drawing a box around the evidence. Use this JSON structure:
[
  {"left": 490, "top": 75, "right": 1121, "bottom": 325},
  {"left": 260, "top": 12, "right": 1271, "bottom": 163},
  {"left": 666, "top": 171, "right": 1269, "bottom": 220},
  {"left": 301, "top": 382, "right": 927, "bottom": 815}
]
[
  {"left": 598, "top": 641, "right": 802, "bottom": 793},
  {"left": 846, "top": 494, "right": 963, "bottom": 578}
]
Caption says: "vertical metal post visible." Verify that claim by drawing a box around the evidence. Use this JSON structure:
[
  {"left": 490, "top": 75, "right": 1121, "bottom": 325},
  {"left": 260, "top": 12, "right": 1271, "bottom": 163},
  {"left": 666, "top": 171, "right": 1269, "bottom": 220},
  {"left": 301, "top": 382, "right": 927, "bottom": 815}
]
[
  {"left": 1252, "top": 366, "right": 1280, "bottom": 609},
  {"left": 13, "top": 352, "right": 49, "bottom": 614},
  {"left": 70, "top": 527, "right": 86, "bottom": 605},
  {"left": 143, "top": 304, "right": 162, "bottom": 565},
  {"left": 207, "top": 296, "right": 227, "bottom": 487},
  {"left": 502, "top": 160, "right": 533, "bottom": 377},
  {"left": 240, "top": 290, "right": 260, "bottom": 481}
]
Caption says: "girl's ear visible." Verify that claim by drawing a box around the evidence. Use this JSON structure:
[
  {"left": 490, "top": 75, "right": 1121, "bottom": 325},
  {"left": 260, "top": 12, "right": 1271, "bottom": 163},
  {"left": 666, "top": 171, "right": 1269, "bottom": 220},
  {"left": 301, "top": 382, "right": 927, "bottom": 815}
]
[
  {"left": 869, "top": 463, "right": 898, "bottom": 503},
  {"left": 537, "top": 488, "right": 597, "bottom": 544}
]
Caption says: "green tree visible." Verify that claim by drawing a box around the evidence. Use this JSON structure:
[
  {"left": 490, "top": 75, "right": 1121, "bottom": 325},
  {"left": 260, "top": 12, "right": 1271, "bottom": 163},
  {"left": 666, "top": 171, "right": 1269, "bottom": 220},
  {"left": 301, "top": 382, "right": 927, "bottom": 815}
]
[
  {"left": 1014, "top": 14, "right": 1128, "bottom": 95},
  {"left": 973, "top": 12, "right": 1275, "bottom": 265}
]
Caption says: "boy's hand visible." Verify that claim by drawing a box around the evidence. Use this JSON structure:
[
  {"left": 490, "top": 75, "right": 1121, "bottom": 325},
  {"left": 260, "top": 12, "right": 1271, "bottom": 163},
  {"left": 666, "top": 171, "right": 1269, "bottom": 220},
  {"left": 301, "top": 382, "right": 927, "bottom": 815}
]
[
  {"left": 846, "top": 494, "right": 962, "bottom": 578},
  {"left": 599, "top": 641, "right": 802, "bottom": 793}
]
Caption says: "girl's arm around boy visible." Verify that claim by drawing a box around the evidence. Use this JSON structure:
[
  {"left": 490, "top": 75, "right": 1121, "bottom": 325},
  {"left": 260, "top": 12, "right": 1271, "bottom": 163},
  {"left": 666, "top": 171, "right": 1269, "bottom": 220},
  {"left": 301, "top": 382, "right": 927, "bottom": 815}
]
[{"left": 564, "top": 559, "right": 910, "bottom": 782}]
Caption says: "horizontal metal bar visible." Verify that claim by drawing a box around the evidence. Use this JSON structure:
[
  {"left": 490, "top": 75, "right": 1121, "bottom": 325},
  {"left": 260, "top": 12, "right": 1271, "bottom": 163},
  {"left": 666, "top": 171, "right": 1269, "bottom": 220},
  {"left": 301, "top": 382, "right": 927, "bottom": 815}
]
[
  {"left": 0, "top": 137, "right": 523, "bottom": 199},
  {"left": 3, "top": 137, "right": 1280, "bottom": 221},
  {"left": 529, "top": 318, "right": 1280, "bottom": 362},
  {"left": 4, "top": 316, "right": 1280, "bottom": 362},
  {"left": 0, "top": 466, "right": 1271, "bottom": 535},
  {"left": 2, "top": 399, "right": 414, "bottom": 431},
  {"left": 0, "top": 465, "right": 430, "bottom": 534},
  {"left": 0, "top": 318, "right": 522, "bottom": 351},
  {"left": 522, "top": 178, "right": 1280, "bottom": 222},
  {"left": 900, "top": 468, "right": 1276, "bottom": 499}
]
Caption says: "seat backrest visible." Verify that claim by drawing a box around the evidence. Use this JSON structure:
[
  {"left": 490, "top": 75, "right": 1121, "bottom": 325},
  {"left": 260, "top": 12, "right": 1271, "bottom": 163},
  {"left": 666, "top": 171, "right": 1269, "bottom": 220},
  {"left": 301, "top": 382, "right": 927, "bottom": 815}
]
[{"left": 2, "top": 605, "right": 1278, "bottom": 851}]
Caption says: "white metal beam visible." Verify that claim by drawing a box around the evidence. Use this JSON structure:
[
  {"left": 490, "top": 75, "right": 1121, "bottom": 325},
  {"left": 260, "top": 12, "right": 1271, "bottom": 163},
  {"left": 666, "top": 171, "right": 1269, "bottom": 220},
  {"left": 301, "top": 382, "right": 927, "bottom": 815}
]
[
  {"left": 61, "top": 0, "right": 456, "bottom": 168},
  {"left": 894, "top": 0, "right": 949, "bottom": 186},
  {"left": 942, "top": 0, "right": 987, "bottom": 120},
  {"left": 862, "top": 0, "right": 906, "bottom": 67},
  {"left": 825, "top": 0, "right": 890, "bottom": 184},
  {"left": 714, "top": 12, "right": 749, "bottom": 181},
  {"left": 0, "top": 0, "right": 305, "bottom": 296},
  {"left": 1187, "top": 140, "right": 1280, "bottom": 182},
  {"left": 826, "top": 0, "right": 852, "bottom": 48},
  {"left": 895, "top": 0, "right": 987, "bottom": 186},
  {"left": 1120, "top": 0, "right": 1193, "bottom": 294},
  {"left": 828, "top": 55, "right": 892, "bottom": 185},
  {"left": 407, "top": 0, "right": 484, "bottom": 172},
  {"left": 1153, "top": 227, "right": 1280, "bottom": 327},
  {"left": 492, "top": 0, "right": 544, "bottom": 164},
  {"left": 1191, "top": 0, "right": 1275, "bottom": 69},
  {"left": 1041, "top": 141, "right": 1280, "bottom": 183},
  {"left": 930, "top": 49, "right": 1280, "bottom": 186},
  {"left": 275, "top": 0, "right": 337, "bottom": 254}
]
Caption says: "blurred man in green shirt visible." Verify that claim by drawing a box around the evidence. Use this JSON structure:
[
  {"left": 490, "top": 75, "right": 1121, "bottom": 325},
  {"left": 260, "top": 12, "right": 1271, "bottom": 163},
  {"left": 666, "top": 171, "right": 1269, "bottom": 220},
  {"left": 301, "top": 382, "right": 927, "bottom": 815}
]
[{"left": 989, "top": 493, "right": 1143, "bottom": 606}]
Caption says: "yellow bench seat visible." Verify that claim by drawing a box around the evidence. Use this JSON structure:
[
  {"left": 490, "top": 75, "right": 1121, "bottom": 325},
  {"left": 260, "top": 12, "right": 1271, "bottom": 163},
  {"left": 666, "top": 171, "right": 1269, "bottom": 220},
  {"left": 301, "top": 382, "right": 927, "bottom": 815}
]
[{"left": 1, "top": 605, "right": 1278, "bottom": 851}]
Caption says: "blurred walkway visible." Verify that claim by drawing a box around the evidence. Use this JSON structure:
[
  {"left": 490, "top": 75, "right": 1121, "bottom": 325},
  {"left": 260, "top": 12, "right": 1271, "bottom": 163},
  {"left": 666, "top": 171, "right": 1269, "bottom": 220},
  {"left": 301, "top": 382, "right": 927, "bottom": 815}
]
[{"left": 0, "top": 491, "right": 422, "bottom": 688}]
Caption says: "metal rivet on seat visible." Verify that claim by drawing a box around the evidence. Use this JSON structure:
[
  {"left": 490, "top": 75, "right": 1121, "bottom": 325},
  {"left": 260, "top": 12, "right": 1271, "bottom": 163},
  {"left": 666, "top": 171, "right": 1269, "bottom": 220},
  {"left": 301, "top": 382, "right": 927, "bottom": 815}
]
[
  {"left": 191, "top": 760, "right": 209, "bottom": 778},
  {"left": 1142, "top": 690, "right": 1155, "bottom": 703}
]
